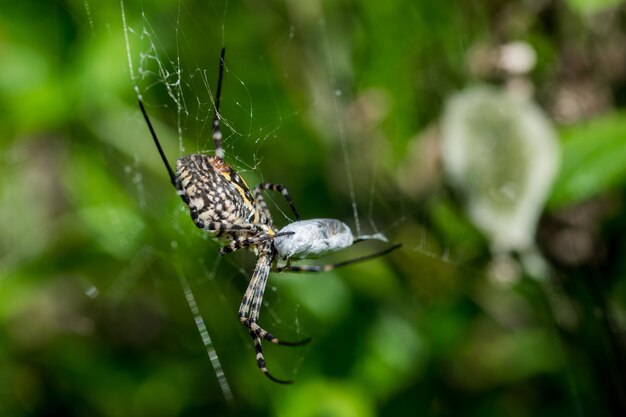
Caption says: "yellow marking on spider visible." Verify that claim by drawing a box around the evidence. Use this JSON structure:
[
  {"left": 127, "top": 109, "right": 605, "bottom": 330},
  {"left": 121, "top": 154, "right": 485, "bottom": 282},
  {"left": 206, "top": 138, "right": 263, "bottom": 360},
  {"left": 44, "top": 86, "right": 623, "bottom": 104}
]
[{"left": 218, "top": 170, "right": 256, "bottom": 211}]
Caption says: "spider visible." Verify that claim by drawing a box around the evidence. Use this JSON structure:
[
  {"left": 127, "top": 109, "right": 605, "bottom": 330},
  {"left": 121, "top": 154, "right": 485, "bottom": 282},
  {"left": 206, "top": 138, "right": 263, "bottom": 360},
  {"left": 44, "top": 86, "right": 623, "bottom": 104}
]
[{"left": 138, "top": 48, "right": 400, "bottom": 383}]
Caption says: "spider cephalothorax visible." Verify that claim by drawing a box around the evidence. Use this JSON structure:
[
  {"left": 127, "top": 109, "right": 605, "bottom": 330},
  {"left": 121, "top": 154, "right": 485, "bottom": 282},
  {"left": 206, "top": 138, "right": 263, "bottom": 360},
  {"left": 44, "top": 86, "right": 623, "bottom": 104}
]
[{"left": 139, "top": 48, "right": 399, "bottom": 383}]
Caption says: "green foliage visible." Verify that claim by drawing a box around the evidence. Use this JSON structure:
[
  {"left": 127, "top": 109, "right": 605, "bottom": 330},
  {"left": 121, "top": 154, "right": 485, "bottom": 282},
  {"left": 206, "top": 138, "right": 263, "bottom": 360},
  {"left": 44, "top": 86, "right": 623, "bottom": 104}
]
[
  {"left": 550, "top": 112, "right": 626, "bottom": 208},
  {"left": 1, "top": 0, "right": 626, "bottom": 417}
]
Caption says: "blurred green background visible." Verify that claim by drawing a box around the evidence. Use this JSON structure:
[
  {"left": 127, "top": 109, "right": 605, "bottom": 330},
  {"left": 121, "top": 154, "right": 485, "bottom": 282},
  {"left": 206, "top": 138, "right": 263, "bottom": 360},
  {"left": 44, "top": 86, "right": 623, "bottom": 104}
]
[{"left": 2, "top": 0, "right": 626, "bottom": 416}]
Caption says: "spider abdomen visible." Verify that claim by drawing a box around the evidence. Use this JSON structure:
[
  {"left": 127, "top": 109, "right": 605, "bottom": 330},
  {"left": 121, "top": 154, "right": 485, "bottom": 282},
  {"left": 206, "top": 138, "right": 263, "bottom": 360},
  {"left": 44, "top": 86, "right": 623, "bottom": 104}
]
[
  {"left": 274, "top": 219, "right": 354, "bottom": 260},
  {"left": 176, "top": 154, "right": 258, "bottom": 228}
]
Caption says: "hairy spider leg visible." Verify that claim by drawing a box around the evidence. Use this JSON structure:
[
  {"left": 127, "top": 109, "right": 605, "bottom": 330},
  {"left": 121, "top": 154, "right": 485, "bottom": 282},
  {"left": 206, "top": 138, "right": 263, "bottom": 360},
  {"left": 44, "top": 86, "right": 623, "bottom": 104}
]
[
  {"left": 238, "top": 243, "right": 310, "bottom": 384},
  {"left": 240, "top": 246, "right": 290, "bottom": 383},
  {"left": 253, "top": 183, "right": 301, "bottom": 221},
  {"left": 276, "top": 243, "right": 402, "bottom": 273},
  {"left": 245, "top": 250, "right": 309, "bottom": 348}
]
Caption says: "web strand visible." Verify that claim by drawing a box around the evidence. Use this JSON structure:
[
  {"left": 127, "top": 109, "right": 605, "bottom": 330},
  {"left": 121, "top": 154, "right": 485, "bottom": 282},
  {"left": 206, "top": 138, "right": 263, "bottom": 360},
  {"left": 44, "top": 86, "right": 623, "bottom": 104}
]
[
  {"left": 176, "top": 264, "right": 233, "bottom": 402},
  {"left": 318, "top": 15, "right": 361, "bottom": 237},
  {"left": 120, "top": 0, "right": 139, "bottom": 97}
]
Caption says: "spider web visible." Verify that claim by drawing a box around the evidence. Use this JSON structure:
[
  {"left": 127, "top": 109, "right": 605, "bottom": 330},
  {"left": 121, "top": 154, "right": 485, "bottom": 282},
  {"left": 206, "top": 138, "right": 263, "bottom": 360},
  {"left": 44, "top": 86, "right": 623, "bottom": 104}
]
[{"left": 115, "top": 0, "right": 423, "bottom": 401}]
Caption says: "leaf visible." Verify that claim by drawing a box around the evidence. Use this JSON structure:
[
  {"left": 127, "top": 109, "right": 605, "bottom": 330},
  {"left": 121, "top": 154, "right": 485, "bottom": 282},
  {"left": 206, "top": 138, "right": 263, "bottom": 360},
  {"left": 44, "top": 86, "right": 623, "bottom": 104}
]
[{"left": 549, "top": 112, "right": 626, "bottom": 208}]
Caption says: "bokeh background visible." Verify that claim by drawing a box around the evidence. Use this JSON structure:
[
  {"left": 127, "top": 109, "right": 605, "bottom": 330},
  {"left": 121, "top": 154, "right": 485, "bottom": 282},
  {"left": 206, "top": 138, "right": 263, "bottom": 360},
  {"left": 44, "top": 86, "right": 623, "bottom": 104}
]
[{"left": 2, "top": 0, "right": 626, "bottom": 416}]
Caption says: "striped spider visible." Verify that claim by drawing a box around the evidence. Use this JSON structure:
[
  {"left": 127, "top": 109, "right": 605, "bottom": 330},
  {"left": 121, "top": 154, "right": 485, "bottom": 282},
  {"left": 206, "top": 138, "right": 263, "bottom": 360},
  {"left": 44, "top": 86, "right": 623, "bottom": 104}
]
[{"left": 138, "top": 48, "right": 400, "bottom": 383}]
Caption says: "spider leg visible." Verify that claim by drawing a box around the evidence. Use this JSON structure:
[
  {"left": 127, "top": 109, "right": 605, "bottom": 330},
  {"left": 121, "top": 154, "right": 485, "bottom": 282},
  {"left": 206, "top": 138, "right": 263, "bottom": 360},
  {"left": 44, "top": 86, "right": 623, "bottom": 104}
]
[
  {"left": 239, "top": 246, "right": 309, "bottom": 345},
  {"left": 191, "top": 220, "right": 280, "bottom": 256},
  {"left": 276, "top": 243, "right": 402, "bottom": 273},
  {"left": 212, "top": 48, "right": 226, "bottom": 159},
  {"left": 138, "top": 100, "right": 177, "bottom": 187},
  {"left": 219, "top": 231, "right": 295, "bottom": 255},
  {"left": 239, "top": 246, "right": 309, "bottom": 383},
  {"left": 191, "top": 220, "right": 271, "bottom": 235},
  {"left": 251, "top": 334, "right": 292, "bottom": 384},
  {"left": 253, "top": 183, "right": 301, "bottom": 221}
]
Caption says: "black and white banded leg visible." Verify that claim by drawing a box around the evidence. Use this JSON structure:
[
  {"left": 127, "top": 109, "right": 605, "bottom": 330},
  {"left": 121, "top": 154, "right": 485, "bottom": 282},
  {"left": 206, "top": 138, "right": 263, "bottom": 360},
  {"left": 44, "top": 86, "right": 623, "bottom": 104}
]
[
  {"left": 219, "top": 231, "right": 295, "bottom": 255},
  {"left": 253, "top": 183, "right": 301, "bottom": 221},
  {"left": 239, "top": 244, "right": 309, "bottom": 383},
  {"left": 211, "top": 48, "right": 226, "bottom": 159},
  {"left": 190, "top": 220, "right": 272, "bottom": 236}
]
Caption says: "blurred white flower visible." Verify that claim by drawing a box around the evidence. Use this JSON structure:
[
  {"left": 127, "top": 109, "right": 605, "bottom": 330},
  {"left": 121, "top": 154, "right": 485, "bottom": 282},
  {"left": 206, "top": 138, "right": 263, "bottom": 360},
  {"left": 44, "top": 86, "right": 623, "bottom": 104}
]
[{"left": 441, "top": 85, "right": 560, "bottom": 253}]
